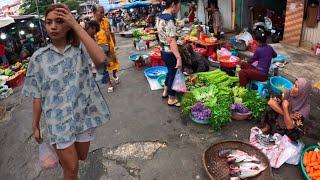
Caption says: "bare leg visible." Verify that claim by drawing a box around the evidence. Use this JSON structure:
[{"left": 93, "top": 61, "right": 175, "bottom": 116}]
[
  {"left": 162, "top": 86, "right": 168, "bottom": 97},
  {"left": 54, "top": 144, "right": 79, "bottom": 180},
  {"left": 75, "top": 142, "right": 90, "bottom": 161}
]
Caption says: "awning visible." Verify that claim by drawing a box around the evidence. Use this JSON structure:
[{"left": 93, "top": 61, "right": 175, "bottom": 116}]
[
  {"left": 0, "top": 16, "right": 15, "bottom": 28},
  {"left": 123, "top": 1, "right": 152, "bottom": 9},
  {"left": 102, "top": 4, "right": 123, "bottom": 12},
  {"left": 145, "top": 0, "right": 160, "bottom": 4}
]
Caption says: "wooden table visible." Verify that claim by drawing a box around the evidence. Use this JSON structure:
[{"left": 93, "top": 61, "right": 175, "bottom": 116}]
[{"left": 185, "top": 38, "right": 222, "bottom": 57}]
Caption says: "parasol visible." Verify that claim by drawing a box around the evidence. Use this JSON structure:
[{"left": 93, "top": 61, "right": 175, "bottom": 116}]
[{"left": 0, "top": 16, "right": 15, "bottom": 29}]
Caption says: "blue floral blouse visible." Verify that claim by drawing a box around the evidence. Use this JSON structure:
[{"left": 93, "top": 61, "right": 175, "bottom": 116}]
[{"left": 22, "top": 43, "right": 110, "bottom": 144}]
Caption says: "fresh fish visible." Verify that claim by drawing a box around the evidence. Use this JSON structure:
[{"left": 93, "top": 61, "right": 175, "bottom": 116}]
[
  {"left": 218, "top": 149, "right": 260, "bottom": 163},
  {"left": 255, "top": 134, "right": 276, "bottom": 145},
  {"left": 229, "top": 161, "right": 267, "bottom": 179}
]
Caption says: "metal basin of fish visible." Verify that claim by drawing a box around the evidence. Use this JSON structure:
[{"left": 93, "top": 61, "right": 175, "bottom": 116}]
[{"left": 203, "top": 141, "right": 273, "bottom": 180}]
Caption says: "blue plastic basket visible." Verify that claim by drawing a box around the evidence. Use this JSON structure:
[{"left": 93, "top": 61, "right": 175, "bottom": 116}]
[
  {"left": 272, "top": 54, "right": 289, "bottom": 63},
  {"left": 129, "top": 52, "right": 148, "bottom": 62},
  {"left": 144, "top": 66, "right": 168, "bottom": 79},
  {"left": 270, "top": 76, "right": 293, "bottom": 95}
]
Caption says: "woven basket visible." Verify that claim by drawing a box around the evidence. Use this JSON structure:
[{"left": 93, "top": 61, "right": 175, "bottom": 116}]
[{"left": 203, "top": 141, "right": 273, "bottom": 180}]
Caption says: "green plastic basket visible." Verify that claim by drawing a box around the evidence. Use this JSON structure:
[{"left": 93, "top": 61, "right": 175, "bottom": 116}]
[
  {"left": 157, "top": 75, "right": 166, "bottom": 87},
  {"left": 300, "top": 145, "right": 320, "bottom": 180}
]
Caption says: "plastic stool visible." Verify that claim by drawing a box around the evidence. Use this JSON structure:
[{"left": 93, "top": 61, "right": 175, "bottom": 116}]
[{"left": 249, "top": 80, "right": 269, "bottom": 98}]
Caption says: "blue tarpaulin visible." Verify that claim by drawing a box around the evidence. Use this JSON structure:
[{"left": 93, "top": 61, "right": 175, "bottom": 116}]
[{"left": 123, "top": 1, "right": 152, "bottom": 9}]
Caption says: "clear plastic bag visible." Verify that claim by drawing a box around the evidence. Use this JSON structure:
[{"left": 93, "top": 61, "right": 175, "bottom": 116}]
[
  {"left": 172, "top": 69, "right": 187, "bottom": 92},
  {"left": 39, "top": 142, "right": 59, "bottom": 169}
]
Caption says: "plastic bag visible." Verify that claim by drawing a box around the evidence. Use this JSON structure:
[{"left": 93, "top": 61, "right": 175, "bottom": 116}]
[
  {"left": 249, "top": 127, "right": 304, "bottom": 168},
  {"left": 172, "top": 69, "right": 187, "bottom": 92},
  {"left": 39, "top": 143, "right": 59, "bottom": 169}
]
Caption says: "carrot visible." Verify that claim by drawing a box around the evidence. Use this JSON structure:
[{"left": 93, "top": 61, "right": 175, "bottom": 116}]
[
  {"left": 314, "top": 165, "right": 320, "bottom": 170},
  {"left": 312, "top": 152, "right": 318, "bottom": 163},
  {"left": 310, "top": 172, "right": 320, "bottom": 177},
  {"left": 305, "top": 152, "right": 310, "bottom": 165},
  {"left": 309, "top": 152, "right": 314, "bottom": 164},
  {"left": 311, "top": 167, "right": 314, "bottom": 174},
  {"left": 309, "top": 162, "right": 320, "bottom": 167},
  {"left": 307, "top": 166, "right": 311, "bottom": 173},
  {"left": 317, "top": 151, "right": 320, "bottom": 161}
]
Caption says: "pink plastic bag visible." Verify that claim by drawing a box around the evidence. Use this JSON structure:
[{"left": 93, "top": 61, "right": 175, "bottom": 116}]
[
  {"left": 39, "top": 143, "right": 59, "bottom": 169},
  {"left": 172, "top": 69, "right": 187, "bottom": 92}
]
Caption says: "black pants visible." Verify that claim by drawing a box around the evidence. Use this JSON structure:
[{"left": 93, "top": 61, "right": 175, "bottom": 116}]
[
  {"left": 263, "top": 108, "right": 304, "bottom": 142},
  {"left": 161, "top": 51, "right": 177, "bottom": 97}
]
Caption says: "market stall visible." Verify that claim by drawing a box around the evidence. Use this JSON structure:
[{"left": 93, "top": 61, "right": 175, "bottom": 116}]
[{"left": 0, "top": 61, "right": 28, "bottom": 99}]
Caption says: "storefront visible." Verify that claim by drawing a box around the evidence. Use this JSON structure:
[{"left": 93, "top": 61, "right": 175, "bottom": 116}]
[
  {"left": 0, "top": 15, "right": 44, "bottom": 64},
  {"left": 301, "top": 0, "right": 320, "bottom": 52}
]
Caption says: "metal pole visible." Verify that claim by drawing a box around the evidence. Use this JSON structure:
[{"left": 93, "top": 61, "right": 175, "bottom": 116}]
[{"left": 35, "top": 0, "right": 46, "bottom": 44}]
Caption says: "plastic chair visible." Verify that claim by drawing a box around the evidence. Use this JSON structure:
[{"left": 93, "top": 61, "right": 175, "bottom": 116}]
[{"left": 249, "top": 80, "right": 269, "bottom": 98}]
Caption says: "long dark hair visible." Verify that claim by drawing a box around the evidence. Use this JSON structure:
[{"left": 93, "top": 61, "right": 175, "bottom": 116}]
[
  {"left": 165, "top": 0, "right": 181, "bottom": 9},
  {"left": 45, "top": 3, "right": 79, "bottom": 47}
]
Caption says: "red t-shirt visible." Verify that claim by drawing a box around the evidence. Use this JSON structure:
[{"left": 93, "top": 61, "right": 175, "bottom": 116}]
[{"left": 0, "top": 44, "right": 5, "bottom": 56}]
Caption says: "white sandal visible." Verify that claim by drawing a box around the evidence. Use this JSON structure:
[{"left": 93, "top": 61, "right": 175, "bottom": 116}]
[
  {"left": 114, "top": 77, "right": 120, "bottom": 84},
  {"left": 107, "top": 86, "right": 114, "bottom": 93}
]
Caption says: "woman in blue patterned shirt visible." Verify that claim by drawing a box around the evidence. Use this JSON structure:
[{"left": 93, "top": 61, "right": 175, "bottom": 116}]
[{"left": 22, "top": 4, "right": 110, "bottom": 179}]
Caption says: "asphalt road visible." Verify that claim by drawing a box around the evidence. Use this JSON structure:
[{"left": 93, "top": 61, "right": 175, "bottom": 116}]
[{"left": 0, "top": 35, "right": 315, "bottom": 180}]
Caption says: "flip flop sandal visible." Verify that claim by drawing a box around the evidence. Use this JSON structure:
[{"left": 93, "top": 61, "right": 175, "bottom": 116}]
[
  {"left": 168, "top": 101, "right": 181, "bottom": 107},
  {"left": 114, "top": 77, "right": 120, "bottom": 84},
  {"left": 162, "top": 95, "right": 168, "bottom": 99},
  {"left": 107, "top": 87, "right": 114, "bottom": 93}
]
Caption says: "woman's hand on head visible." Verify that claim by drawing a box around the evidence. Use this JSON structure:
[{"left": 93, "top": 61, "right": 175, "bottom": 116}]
[{"left": 54, "top": 8, "right": 78, "bottom": 29}]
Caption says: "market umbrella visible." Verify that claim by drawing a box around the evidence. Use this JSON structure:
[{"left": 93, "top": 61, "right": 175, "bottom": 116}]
[
  {"left": 0, "top": 16, "right": 15, "bottom": 28},
  {"left": 102, "top": 4, "right": 123, "bottom": 12},
  {"left": 123, "top": 1, "right": 152, "bottom": 9}
]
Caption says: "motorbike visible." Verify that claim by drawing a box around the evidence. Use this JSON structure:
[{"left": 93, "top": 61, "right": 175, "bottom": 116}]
[{"left": 253, "top": 16, "right": 283, "bottom": 43}]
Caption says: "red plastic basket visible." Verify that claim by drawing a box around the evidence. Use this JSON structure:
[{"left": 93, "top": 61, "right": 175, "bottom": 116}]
[
  {"left": 219, "top": 56, "right": 240, "bottom": 68},
  {"left": 149, "top": 55, "right": 164, "bottom": 66},
  {"left": 6, "top": 72, "right": 25, "bottom": 89}
]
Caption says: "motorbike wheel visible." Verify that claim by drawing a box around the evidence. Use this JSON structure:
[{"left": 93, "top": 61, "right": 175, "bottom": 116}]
[{"left": 272, "top": 34, "right": 280, "bottom": 43}]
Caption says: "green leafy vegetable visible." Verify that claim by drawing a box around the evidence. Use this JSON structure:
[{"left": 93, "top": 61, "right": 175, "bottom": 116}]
[{"left": 241, "top": 90, "right": 267, "bottom": 119}]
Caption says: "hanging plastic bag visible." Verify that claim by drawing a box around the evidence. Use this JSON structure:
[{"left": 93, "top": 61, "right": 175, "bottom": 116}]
[
  {"left": 172, "top": 69, "right": 187, "bottom": 92},
  {"left": 39, "top": 142, "right": 59, "bottom": 169}
]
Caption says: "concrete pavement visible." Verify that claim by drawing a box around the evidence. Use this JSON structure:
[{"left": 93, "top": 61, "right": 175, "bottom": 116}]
[{"left": 0, "top": 36, "right": 316, "bottom": 180}]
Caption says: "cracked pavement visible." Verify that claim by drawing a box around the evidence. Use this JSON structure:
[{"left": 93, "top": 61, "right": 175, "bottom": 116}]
[{"left": 0, "top": 36, "right": 317, "bottom": 180}]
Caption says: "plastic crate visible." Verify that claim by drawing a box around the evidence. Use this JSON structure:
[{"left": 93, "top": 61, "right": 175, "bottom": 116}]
[
  {"left": 149, "top": 55, "right": 164, "bottom": 67},
  {"left": 6, "top": 72, "right": 25, "bottom": 89}
]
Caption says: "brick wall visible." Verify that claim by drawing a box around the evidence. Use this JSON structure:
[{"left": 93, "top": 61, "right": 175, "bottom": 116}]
[{"left": 282, "top": 0, "right": 305, "bottom": 47}]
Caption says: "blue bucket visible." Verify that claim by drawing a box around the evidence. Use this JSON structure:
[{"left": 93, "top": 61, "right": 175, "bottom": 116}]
[
  {"left": 272, "top": 54, "right": 289, "bottom": 63},
  {"left": 270, "top": 76, "right": 293, "bottom": 95},
  {"left": 144, "top": 66, "right": 168, "bottom": 79}
]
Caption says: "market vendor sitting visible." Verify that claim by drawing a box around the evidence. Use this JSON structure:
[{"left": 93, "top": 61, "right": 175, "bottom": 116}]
[
  {"left": 239, "top": 30, "right": 277, "bottom": 87},
  {"left": 260, "top": 78, "right": 311, "bottom": 141},
  {"left": 181, "top": 44, "right": 209, "bottom": 74}
]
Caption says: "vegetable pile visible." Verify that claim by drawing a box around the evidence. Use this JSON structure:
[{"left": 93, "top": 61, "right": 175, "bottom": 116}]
[
  {"left": 303, "top": 148, "right": 320, "bottom": 179},
  {"left": 181, "top": 69, "right": 267, "bottom": 130},
  {"left": 191, "top": 102, "right": 212, "bottom": 121},
  {"left": 231, "top": 103, "right": 249, "bottom": 113}
]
